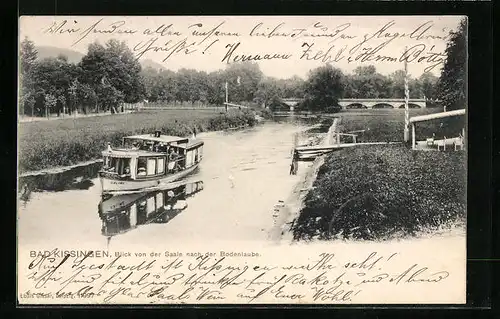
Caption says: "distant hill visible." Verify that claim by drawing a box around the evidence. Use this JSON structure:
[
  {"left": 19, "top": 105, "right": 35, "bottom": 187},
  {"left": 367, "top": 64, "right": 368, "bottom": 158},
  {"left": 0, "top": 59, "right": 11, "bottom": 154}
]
[
  {"left": 35, "top": 45, "right": 167, "bottom": 71},
  {"left": 36, "top": 46, "right": 85, "bottom": 64}
]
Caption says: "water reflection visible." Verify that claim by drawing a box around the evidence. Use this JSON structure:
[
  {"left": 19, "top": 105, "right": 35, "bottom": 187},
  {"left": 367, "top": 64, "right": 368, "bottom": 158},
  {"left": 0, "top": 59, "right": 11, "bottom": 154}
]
[
  {"left": 98, "top": 180, "right": 204, "bottom": 238},
  {"left": 18, "top": 162, "right": 102, "bottom": 202}
]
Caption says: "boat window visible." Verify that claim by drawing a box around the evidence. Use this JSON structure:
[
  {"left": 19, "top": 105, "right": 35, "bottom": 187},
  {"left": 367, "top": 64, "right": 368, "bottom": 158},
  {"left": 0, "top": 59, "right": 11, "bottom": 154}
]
[
  {"left": 157, "top": 157, "right": 165, "bottom": 174},
  {"left": 119, "top": 158, "right": 131, "bottom": 175},
  {"left": 105, "top": 157, "right": 130, "bottom": 175},
  {"left": 186, "top": 150, "right": 193, "bottom": 167},
  {"left": 137, "top": 158, "right": 147, "bottom": 176},
  {"left": 108, "top": 157, "right": 118, "bottom": 172},
  {"left": 137, "top": 157, "right": 165, "bottom": 177},
  {"left": 147, "top": 158, "right": 157, "bottom": 175}
]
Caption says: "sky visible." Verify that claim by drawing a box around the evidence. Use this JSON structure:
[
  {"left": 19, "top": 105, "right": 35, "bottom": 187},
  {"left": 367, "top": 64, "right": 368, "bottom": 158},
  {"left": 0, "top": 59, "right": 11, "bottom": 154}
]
[{"left": 19, "top": 15, "right": 464, "bottom": 79}]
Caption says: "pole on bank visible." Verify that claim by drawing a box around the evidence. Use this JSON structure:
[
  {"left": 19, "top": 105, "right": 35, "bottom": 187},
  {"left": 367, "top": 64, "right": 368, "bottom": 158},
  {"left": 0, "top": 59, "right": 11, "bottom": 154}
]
[
  {"left": 403, "top": 48, "right": 410, "bottom": 143},
  {"left": 225, "top": 81, "right": 229, "bottom": 112}
]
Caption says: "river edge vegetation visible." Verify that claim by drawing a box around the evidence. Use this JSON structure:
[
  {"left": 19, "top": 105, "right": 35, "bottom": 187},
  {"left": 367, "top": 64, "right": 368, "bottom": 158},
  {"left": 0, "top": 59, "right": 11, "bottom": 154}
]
[
  {"left": 292, "top": 144, "right": 466, "bottom": 241},
  {"left": 18, "top": 108, "right": 259, "bottom": 173},
  {"left": 289, "top": 17, "right": 467, "bottom": 240},
  {"left": 292, "top": 109, "right": 466, "bottom": 241}
]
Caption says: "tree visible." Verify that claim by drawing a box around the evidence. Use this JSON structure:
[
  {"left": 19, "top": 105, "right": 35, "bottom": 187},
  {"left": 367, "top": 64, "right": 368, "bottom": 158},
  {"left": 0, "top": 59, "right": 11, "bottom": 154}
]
[
  {"left": 409, "top": 78, "right": 422, "bottom": 99},
  {"left": 30, "top": 57, "right": 81, "bottom": 116},
  {"left": 280, "top": 76, "right": 306, "bottom": 99},
  {"left": 158, "top": 69, "right": 178, "bottom": 103},
  {"left": 76, "top": 82, "right": 97, "bottom": 114},
  {"left": 254, "top": 77, "right": 282, "bottom": 109},
  {"left": 223, "top": 62, "right": 263, "bottom": 102},
  {"left": 344, "top": 66, "right": 392, "bottom": 98},
  {"left": 437, "top": 19, "right": 467, "bottom": 110},
  {"left": 389, "top": 69, "right": 430, "bottom": 99},
  {"left": 79, "top": 39, "right": 145, "bottom": 107},
  {"left": 389, "top": 70, "right": 406, "bottom": 98},
  {"left": 19, "top": 37, "right": 38, "bottom": 116},
  {"left": 68, "top": 79, "right": 78, "bottom": 115},
  {"left": 96, "top": 81, "right": 124, "bottom": 113},
  {"left": 175, "top": 68, "right": 195, "bottom": 103},
  {"left": 44, "top": 93, "right": 57, "bottom": 118},
  {"left": 418, "top": 72, "right": 439, "bottom": 100},
  {"left": 20, "top": 37, "right": 38, "bottom": 77},
  {"left": 206, "top": 70, "right": 225, "bottom": 105},
  {"left": 140, "top": 66, "right": 159, "bottom": 102},
  {"left": 302, "top": 64, "right": 344, "bottom": 112},
  {"left": 353, "top": 65, "right": 377, "bottom": 77}
]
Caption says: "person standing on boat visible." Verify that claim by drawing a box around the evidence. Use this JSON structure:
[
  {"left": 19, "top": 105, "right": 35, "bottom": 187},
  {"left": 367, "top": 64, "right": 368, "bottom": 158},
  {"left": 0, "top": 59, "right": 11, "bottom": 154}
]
[{"left": 168, "top": 148, "right": 178, "bottom": 172}]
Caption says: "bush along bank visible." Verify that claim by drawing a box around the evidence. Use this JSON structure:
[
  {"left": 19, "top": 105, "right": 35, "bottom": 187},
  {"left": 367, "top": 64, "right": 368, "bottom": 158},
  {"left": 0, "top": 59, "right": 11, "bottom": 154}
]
[
  {"left": 291, "top": 144, "right": 466, "bottom": 241},
  {"left": 19, "top": 109, "right": 257, "bottom": 173}
]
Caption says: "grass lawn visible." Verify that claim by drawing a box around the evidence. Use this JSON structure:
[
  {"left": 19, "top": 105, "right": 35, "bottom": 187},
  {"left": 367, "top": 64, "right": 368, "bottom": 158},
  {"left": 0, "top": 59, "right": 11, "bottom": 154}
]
[
  {"left": 18, "top": 108, "right": 256, "bottom": 172},
  {"left": 292, "top": 108, "right": 467, "bottom": 241}
]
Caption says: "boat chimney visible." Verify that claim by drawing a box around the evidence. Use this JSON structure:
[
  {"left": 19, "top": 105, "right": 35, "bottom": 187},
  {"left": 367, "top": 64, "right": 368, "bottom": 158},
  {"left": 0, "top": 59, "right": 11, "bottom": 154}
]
[{"left": 154, "top": 130, "right": 161, "bottom": 138}]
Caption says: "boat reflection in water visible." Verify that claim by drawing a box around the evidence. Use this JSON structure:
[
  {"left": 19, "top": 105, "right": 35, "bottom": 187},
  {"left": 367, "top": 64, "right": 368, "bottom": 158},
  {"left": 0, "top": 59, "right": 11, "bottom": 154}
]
[{"left": 98, "top": 180, "right": 204, "bottom": 238}]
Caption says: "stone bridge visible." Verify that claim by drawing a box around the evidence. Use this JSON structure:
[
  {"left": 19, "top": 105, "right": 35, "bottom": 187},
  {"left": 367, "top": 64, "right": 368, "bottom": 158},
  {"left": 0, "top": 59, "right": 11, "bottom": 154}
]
[{"left": 280, "top": 98, "right": 427, "bottom": 110}]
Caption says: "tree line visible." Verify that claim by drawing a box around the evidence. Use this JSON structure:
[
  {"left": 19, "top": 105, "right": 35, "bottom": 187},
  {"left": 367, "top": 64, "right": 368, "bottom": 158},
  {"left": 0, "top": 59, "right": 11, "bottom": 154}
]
[
  {"left": 20, "top": 39, "right": 145, "bottom": 117},
  {"left": 19, "top": 19, "right": 465, "bottom": 117}
]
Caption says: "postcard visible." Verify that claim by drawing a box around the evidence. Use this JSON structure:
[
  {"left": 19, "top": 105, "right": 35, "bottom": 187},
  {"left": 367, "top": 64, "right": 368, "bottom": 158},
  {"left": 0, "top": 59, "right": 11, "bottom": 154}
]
[{"left": 17, "top": 15, "right": 467, "bottom": 304}]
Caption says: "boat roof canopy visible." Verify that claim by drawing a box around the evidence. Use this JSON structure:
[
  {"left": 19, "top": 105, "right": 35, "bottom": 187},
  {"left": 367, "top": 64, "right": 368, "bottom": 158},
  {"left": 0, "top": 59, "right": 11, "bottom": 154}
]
[
  {"left": 102, "top": 149, "right": 166, "bottom": 158},
  {"left": 177, "top": 140, "right": 204, "bottom": 149},
  {"left": 124, "top": 134, "right": 189, "bottom": 144}
]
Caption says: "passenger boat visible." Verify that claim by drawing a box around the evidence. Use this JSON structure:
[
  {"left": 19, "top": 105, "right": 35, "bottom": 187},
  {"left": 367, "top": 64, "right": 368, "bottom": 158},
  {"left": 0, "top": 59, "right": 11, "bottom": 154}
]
[
  {"left": 99, "top": 131, "right": 204, "bottom": 194},
  {"left": 98, "top": 180, "right": 204, "bottom": 237}
]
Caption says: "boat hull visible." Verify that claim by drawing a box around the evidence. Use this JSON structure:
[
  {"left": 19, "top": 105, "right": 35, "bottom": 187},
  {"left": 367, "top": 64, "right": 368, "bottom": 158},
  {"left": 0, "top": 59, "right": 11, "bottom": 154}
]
[{"left": 100, "top": 164, "right": 199, "bottom": 194}]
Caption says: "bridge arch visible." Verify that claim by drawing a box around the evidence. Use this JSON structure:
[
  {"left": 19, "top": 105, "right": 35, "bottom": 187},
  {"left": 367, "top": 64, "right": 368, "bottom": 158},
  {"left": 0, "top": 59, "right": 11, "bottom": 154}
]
[
  {"left": 372, "top": 103, "right": 394, "bottom": 109},
  {"left": 345, "top": 103, "right": 367, "bottom": 109},
  {"left": 398, "top": 103, "right": 422, "bottom": 109}
]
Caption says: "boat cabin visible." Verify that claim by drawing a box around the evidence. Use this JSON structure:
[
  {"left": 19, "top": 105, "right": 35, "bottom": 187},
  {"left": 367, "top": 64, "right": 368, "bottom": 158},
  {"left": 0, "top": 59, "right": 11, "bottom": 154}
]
[{"left": 101, "top": 132, "right": 204, "bottom": 180}]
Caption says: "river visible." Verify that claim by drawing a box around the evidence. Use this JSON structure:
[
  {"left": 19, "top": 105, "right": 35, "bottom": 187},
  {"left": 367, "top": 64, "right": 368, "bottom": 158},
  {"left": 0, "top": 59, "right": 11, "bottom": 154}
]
[{"left": 18, "top": 121, "right": 321, "bottom": 251}]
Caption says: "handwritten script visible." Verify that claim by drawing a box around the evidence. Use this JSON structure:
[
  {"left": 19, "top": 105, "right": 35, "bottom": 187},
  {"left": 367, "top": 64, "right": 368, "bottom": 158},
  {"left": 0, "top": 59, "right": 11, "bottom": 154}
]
[
  {"left": 41, "top": 18, "right": 452, "bottom": 72},
  {"left": 19, "top": 248, "right": 451, "bottom": 304}
]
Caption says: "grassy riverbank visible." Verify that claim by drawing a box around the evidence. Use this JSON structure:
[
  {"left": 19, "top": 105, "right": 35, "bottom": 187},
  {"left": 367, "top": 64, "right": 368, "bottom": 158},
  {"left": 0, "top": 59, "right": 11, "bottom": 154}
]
[
  {"left": 18, "top": 108, "right": 258, "bottom": 173},
  {"left": 292, "top": 144, "right": 466, "bottom": 240},
  {"left": 292, "top": 108, "right": 467, "bottom": 241}
]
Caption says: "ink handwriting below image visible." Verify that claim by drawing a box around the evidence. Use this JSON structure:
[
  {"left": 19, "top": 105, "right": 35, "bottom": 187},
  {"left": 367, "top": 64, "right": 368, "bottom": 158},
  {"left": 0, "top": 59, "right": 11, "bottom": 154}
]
[{"left": 23, "top": 249, "right": 450, "bottom": 303}]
